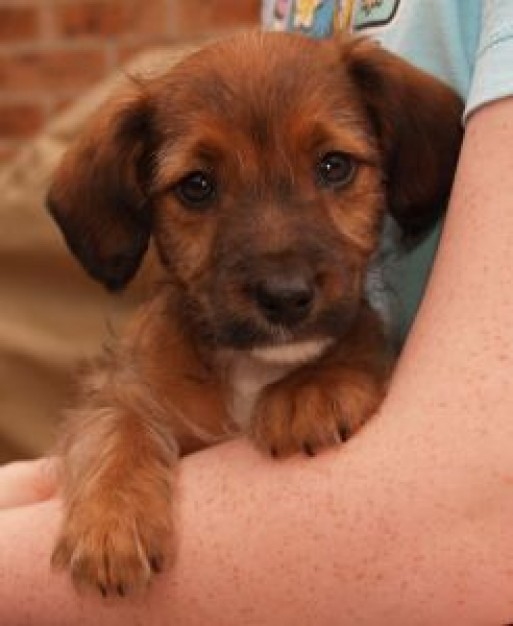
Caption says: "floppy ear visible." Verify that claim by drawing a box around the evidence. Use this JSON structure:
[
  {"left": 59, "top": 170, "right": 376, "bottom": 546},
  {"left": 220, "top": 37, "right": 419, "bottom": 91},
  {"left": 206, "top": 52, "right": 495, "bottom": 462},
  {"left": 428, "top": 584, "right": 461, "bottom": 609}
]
[
  {"left": 344, "top": 38, "right": 463, "bottom": 236},
  {"left": 47, "top": 87, "right": 155, "bottom": 291}
]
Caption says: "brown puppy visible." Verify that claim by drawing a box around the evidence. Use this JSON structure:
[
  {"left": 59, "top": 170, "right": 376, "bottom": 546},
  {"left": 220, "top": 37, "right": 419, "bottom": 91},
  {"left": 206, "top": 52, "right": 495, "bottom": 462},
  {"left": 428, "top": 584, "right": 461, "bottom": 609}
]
[{"left": 47, "top": 31, "right": 463, "bottom": 595}]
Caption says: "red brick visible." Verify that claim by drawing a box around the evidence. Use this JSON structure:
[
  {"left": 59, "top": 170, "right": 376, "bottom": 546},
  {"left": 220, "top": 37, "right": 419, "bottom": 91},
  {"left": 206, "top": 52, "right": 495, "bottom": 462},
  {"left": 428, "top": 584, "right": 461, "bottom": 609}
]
[
  {"left": 56, "top": 0, "right": 169, "bottom": 38},
  {"left": 0, "top": 7, "right": 39, "bottom": 42},
  {"left": 0, "top": 47, "right": 108, "bottom": 91},
  {"left": 172, "top": 0, "right": 260, "bottom": 36},
  {"left": 0, "top": 102, "right": 45, "bottom": 139},
  {"left": 134, "top": 0, "right": 170, "bottom": 36},
  {"left": 57, "top": 0, "right": 134, "bottom": 37}
]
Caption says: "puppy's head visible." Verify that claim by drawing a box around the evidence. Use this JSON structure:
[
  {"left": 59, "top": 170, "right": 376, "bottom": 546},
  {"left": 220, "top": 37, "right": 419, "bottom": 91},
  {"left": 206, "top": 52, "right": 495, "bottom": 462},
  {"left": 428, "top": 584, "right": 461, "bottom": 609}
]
[{"left": 48, "top": 32, "right": 463, "bottom": 355}]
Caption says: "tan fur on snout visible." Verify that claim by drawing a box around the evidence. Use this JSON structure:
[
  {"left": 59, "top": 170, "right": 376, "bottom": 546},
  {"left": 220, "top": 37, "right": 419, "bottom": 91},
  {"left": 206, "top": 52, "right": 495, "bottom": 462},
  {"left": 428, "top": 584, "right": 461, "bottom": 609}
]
[{"left": 47, "top": 31, "right": 463, "bottom": 595}]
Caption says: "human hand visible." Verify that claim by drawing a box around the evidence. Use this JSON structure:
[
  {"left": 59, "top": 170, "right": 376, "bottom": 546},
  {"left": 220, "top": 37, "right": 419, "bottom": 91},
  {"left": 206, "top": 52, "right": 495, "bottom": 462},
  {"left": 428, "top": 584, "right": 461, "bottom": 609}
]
[{"left": 0, "top": 457, "right": 59, "bottom": 510}]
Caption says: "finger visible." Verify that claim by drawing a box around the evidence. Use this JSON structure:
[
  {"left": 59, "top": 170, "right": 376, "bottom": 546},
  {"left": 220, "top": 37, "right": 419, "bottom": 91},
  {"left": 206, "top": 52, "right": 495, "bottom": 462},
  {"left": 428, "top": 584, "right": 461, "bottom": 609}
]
[{"left": 0, "top": 457, "right": 60, "bottom": 510}]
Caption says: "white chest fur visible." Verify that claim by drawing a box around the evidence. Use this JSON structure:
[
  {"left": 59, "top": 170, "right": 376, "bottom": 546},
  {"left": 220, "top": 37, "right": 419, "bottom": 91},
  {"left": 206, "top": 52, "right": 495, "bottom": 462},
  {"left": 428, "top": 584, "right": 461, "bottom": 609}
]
[{"left": 223, "top": 338, "right": 333, "bottom": 430}]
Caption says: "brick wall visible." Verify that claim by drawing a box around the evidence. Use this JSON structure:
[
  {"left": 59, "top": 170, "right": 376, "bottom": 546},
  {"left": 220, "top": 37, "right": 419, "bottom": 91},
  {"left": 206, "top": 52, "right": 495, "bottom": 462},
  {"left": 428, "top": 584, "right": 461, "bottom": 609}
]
[{"left": 0, "top": 0, "right": 260, "bottom": 164}]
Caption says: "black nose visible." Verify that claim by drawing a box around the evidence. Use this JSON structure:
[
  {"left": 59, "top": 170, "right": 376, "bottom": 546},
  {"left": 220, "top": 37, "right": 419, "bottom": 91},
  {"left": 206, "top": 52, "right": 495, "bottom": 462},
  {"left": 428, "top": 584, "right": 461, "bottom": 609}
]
[{"left": 255, "top": 274, "right": 315, "bottom": 326}]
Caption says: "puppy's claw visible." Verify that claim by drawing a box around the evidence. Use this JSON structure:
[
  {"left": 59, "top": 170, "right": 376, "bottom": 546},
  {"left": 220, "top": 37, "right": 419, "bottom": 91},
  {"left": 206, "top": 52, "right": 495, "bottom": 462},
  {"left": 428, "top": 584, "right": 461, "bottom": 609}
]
[
  {"left": 149, "top": 554, "right": 164, "bottom": 574},
  {"left": 338, "top": 423, "right": 350, "bottom": 443},
  {"left": 99, "top": 584, "right": 107, "bottom": 598},
  {"left": 117, "top": 584, "right": 125, "bottom": 597},
  {"left": 303, "top": 442, "right": 315, "bottom": 457}
]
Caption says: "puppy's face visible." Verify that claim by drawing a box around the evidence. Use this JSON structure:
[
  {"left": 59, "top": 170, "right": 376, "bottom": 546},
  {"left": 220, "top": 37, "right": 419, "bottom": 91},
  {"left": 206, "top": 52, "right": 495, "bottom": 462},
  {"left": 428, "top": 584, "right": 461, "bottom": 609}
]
[
  {"left": 150, "top": 37, "right": 385, "bottom": 351},
  {"left": 48, "top": 33, "right": 463, "bottom": 353}
]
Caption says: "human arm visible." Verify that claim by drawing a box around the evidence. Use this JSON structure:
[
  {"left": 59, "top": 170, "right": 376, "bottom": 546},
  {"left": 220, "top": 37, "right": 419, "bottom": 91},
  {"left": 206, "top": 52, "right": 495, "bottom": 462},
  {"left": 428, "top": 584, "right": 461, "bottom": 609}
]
[
  {"left": 0, "top": 458, "right": 58, "bottom": 509},
  {"left": 2, "top": 96, "right": 513, "bottom": 625}
]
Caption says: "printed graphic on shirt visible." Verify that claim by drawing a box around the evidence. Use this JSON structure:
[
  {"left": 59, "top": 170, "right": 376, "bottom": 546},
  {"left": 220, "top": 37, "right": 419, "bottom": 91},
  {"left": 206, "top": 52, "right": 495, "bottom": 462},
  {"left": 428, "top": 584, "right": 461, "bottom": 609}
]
[
  {"left": 271, "top": 0, "right": 292, "bottom": 30},
  {"left": 294, "top": 0, "right": 340, "bottom": 37},
  {"left": 352, "top": 0, "right": 401, "bottom": 30},
  {"left": 294, "top": 0, "right": 324, "bottom": 29},
  {"left": 335, "top": 0, "right": 356, "bottom": 31},
  {"left": 267, "top": 0, "right": 355, "bottom": 36}
]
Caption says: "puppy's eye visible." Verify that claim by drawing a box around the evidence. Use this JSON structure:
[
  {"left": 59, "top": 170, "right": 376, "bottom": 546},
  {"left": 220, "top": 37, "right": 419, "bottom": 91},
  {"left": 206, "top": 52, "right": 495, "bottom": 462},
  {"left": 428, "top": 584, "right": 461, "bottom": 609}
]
[
  {"left": 317, "top": 152, "right": 356, "bottom": 189},
  {"left": 174, "top": 171, "right": 216, "bottom": 209}
]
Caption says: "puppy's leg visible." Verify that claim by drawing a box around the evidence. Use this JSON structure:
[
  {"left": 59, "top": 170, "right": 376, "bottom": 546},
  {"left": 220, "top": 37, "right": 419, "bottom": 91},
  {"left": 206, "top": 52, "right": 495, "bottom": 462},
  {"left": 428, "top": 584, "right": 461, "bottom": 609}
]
[
  {"left": 250, "top": 308, "right": 391, "bottom": 457},
  {"left": 53, "top": 296, "right": 231, "bottom": 595},
  {"left": 52, "top": 364, "right": 178, "bottom": 596}
]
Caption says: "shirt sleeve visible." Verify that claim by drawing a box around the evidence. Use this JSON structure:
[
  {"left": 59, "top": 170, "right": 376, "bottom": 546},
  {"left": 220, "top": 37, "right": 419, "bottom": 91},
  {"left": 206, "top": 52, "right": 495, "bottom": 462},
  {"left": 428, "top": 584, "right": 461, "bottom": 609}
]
[{"left": 465, "top": 0, "right": 513, "bottom": 120}]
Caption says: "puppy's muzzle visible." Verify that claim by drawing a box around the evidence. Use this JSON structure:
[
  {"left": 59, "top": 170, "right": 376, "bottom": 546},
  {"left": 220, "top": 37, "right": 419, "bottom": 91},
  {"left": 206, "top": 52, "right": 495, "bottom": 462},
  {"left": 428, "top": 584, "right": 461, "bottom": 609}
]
[
  {"left": 243, "top": 254, "right": 317, "bottom": 328},
  {"left": 253, "top": 272, "right": 315, "bottom": 327}
]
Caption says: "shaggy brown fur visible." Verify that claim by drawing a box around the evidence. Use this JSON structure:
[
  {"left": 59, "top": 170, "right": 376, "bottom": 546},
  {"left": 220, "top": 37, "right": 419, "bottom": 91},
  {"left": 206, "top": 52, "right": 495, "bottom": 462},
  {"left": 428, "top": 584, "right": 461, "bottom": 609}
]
[{"left": 47, "top": 31, "right": 463, "bottom": 595}]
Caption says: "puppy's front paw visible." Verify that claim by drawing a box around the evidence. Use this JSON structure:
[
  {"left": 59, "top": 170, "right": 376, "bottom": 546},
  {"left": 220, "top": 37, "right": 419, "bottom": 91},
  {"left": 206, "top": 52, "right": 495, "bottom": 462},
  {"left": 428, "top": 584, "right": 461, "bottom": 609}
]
[
  {"left": 250, "top": 370, "right": 384, "bottom": 457},
  {"left": 52, "top": 497, "right": 171, "bottom": 596}
]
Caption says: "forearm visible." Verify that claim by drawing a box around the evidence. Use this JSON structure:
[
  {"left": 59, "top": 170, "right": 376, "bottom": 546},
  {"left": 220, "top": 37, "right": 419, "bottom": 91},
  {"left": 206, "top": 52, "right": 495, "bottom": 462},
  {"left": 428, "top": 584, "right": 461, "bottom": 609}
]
[
  {"left": 0, "top": 426, "right": 511, "bottom": 626},
  {"left": 2, "top": 420, "right": 513, "bottom": 626},
  {"left": 2, "top": 99, "right": 513, "bottom": 625}
]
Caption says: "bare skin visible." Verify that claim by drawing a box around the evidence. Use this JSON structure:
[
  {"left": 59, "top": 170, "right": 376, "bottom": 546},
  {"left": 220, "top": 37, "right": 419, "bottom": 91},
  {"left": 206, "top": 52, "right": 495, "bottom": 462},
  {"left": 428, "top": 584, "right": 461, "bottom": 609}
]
[
  {"left": 1, "top": 97, "right": 513, "bottom": 625},
  {"left": 0, "top": 458, "right": 57, "bottom": 509}
]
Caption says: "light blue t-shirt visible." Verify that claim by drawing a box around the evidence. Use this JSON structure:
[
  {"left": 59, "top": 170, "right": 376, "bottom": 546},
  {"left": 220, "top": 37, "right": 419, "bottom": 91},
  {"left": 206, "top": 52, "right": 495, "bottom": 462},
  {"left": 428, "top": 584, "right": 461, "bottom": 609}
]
[{"left": 262, "top": 0, "right": 513, "bottom": 341}]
